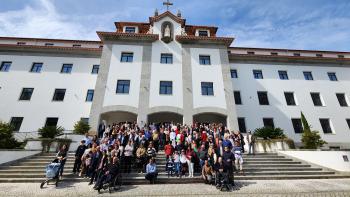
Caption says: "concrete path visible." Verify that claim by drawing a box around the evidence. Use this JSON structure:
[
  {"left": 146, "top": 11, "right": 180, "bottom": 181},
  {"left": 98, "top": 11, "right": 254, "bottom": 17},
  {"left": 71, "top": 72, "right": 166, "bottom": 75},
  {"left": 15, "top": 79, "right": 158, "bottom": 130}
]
[{"left": 1, "top": 179, "right": 350, "bottom": 197}]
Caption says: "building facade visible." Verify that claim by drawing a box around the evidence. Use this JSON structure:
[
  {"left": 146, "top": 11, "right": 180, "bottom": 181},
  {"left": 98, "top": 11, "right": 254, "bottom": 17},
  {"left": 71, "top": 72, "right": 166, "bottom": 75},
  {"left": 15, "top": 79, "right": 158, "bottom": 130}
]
[{"left": 0, "top": 11, "right": 350, "bottom": 148}]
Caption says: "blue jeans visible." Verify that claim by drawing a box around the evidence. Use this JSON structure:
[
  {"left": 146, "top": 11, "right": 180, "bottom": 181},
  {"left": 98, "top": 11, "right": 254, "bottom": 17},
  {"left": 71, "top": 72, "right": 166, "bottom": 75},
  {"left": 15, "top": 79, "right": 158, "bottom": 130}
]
[{"left": 174, "top": 162, "right": 181, "bottom": 175}]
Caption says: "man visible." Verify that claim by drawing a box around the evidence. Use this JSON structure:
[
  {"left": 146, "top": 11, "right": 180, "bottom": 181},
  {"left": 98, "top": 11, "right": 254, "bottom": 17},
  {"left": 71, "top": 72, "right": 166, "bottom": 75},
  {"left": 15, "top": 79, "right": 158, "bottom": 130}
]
[
  {"left": 247, "top": 131, "right": 255, "bottom": 155},
  {"left": 82, "top": 133, "right": 91, "bottom": 147},
  {"left": 98, "top": 123, "right": 105, "bottom": 139},
  {"left": 145, "top": 158, "right": 158, "bottom": 184},
  {"left": 222, "top": 146, "right": 235, "bottom": 186},
  {"left": 94, "top": 156, "right": 120, "bottom": 191},
  {"left": 202, "top": 160, "right": 213, "bottom": 184},
  {"left": 214, "top": 157, "right": 225, "bottom": 187},
  {"left": 73, "top": 140, "right": 86, "bottom": 174}
]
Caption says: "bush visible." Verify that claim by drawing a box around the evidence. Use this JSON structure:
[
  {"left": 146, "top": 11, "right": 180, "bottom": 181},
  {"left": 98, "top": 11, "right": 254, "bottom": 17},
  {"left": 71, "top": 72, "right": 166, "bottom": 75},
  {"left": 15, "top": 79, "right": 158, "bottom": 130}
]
[
  {"left": 254, "top": 127, "right": 285, "bottom": 140},
  {"left": 0, "top": 122, "right": 21, "bottom": 149},
  {"left": 300, "top": 112, "right": 327, "bottom": 149},
  {"left": 73, "top": 120, "right": 91, "bottom": 135},
  {"left": 38, "top": 126, "right": 64, "bottom": 139}
]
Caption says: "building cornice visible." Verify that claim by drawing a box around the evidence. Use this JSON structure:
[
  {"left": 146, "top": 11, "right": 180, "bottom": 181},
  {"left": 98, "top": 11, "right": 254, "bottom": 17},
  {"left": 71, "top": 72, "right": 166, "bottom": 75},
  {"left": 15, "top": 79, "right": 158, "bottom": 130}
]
[
  {"left": 0, "top": 36, "right": 101, "bottom": 44},
  {"left": 229, "top": 53, "right": 350, "bottom": 66},
  {"left": 176, "top": 35, "right": 234, "bottom": 47},
  {"left": 97, "top": 32, "right": 159, "bottom": 42},
  {"left": 230, "top": 47, "right": 350, "bottom": 55}
]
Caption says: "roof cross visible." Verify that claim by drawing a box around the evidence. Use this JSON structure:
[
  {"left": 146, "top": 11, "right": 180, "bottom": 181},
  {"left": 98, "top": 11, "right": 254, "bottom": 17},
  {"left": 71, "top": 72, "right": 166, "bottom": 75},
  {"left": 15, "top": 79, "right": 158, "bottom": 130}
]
[{"left": 163, "top": 0, "right": 173, "bottom": 11}]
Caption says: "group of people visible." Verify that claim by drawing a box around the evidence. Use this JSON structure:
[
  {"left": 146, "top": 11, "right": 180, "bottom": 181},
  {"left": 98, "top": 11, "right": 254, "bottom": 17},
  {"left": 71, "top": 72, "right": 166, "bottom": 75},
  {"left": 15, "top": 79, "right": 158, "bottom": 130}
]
[{"left": 55, "top": 121, "right": 256, "bottom": 191}]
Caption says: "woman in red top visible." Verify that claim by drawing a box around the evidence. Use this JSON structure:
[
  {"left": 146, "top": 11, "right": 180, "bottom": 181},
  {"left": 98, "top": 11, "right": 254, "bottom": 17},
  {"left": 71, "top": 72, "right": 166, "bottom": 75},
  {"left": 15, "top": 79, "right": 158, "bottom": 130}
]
[
  {"left": 164, "top": 142, "right": 174, "bottom": 160},
  {"left": 185, "top": 146, "right": 195, "bottom": 178}
]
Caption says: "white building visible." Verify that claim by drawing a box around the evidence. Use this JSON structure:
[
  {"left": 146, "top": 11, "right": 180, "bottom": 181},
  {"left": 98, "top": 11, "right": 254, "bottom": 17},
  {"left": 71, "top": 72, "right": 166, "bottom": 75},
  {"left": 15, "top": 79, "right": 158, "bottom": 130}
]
[{"left": 0, "top": 11, "right": 350, "bottom": 149}]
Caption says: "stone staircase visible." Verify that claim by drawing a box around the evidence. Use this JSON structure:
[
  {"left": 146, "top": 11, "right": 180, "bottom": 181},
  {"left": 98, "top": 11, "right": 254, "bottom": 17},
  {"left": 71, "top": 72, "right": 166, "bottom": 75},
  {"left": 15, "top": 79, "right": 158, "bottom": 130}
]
[{"left": 0, "top": 151, "right": 349, "bottom": 184}]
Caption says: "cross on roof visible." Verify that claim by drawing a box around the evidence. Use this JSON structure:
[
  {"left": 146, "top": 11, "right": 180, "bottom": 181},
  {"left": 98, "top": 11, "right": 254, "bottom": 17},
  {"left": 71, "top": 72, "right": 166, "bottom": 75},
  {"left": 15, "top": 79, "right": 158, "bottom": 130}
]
[{"left": 163, "top": 0, "right": 173, "bottom": 11}]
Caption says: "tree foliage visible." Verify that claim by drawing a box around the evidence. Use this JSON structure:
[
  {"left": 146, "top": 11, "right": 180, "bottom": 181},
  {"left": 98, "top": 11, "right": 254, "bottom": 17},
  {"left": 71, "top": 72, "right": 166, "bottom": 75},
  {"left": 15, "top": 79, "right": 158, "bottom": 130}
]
[
  {"left": 254, "top": 127, "right": 285, "bottom": 140},
  {"left": 300, "top": 111, "right": 327, "bottom": 149},
  {"left": 0, "top": 122, "right": 21, "bottom": 149},
  {"left": 73, "top": 120, "right": 91, "bottom": 135},
  {"left": 38, "top": 126, "right": 64, "bottom": 139}
]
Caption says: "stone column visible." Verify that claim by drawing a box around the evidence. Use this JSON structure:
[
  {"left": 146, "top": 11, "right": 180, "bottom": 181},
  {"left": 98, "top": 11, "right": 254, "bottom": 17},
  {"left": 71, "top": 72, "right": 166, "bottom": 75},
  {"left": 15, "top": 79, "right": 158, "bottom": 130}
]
[
  {"left": 89, "top": 44, "right": 113, "bottom": 132},
  {"left": 219, "top": 47, "right": 239, "bottom": 131},
  {"left": 182, "top": 46, "right": 194, "bottom": 126},
  {"left": 137, "top": 43, "right": 153, "bottom": 127}
]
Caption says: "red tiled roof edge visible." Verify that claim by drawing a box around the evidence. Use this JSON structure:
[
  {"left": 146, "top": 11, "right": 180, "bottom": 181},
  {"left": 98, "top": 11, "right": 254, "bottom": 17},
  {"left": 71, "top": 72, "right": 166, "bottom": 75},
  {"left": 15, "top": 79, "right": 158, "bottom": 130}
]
[
  {"left": 0, "top": 36, "right": 101, "bottom": 44},
  {"left": 230, "top": 47, "right": 350, "bottom": 54}
]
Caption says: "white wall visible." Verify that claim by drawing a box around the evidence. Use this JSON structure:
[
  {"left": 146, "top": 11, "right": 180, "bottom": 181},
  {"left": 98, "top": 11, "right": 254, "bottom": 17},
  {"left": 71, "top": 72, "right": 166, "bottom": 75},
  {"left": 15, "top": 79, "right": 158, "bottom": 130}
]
[
  {"left": 231, "top": 63, "right": 350, "bottom": 146},
  {"left": 192, "top": 48, "right": 226, "bottom": 109},
  {"left": 279, "top": 150, "right": 350, "bottom": 172},
  {"left": 103, "top": 44, "right": 143, "bottom": 108},
  {"left": 0, "top": 150, "right": 40, "bottom": 165},
  {"left": 0, "top": 54, "right": 100, "bottom": 132}
]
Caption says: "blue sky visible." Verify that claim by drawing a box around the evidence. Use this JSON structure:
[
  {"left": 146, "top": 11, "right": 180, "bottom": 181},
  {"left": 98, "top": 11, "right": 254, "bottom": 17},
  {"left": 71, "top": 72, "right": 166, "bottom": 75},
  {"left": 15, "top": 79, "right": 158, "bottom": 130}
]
[{"left": 0, "top": 0, "right": 350, "bottom": 51}]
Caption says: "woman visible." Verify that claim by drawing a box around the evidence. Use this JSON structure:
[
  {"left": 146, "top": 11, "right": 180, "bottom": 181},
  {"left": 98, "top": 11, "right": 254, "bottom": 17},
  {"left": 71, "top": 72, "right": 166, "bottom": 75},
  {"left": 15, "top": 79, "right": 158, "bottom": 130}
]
[
  {"left": 186, "top": 146, "right": 195, "bottom": 178},
  {"left": 124, "top": 140, "right": 134, "bottom": 173},
  {"left": 56, "top": 144, "right": 68, "bottom": 179},
  {"left": 136, "top": 144, "right": 147, "bottom": 173}
]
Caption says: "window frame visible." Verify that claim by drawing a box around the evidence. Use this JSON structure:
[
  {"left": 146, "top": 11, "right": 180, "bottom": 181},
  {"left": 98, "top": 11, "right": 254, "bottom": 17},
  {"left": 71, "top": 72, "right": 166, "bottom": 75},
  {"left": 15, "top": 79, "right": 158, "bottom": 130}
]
[
  {"left": 336, "top": 93, "right": 348, "bottom": 107},
  {"left": 160, "top": 53, "right": 173, "bottom": 64},
  {"left": 125, "top": 26, "right": 136, "bottom": 33},
  {"left": 198, "top": 30, "right": 209, "bottom": 37},
  {"left": 233, "top": 91, "right": 242, "bottom": 105},
  {"left": 319, "top": 118, "right": 333, "bottom": 134},
  {"left": 201, "top": 82, "right": 214, "bottom": 96},
  {"left": 346, "top": 119, "right": 350, "bottom": 130},
  {"left": 328, "top": 72, "right": 338, "bottom": 81},
  {"left": 30, "top": 62, "right": 43, "bottom": 73},
  {"left": 257, "top": 91, "right": 269, "bottom": 105},
  {"left": 19, "top": 88, "right": 34, "bottom": 101},
  {"left": 284, "top": 92, "right": 296, "bottom": 106},
  {"left": 52, "top": 89, "right": 66, "bottom": 101},
  {"left": 159, "top": 81, "right": 173, "bottom": 95},
  {"left": 199, "top": 55, "right": 211, "bottom": 65},
  {"left": 278, "top": 70, "right": 289, "bottom": 80},
  {"left": 291, "top": 118, "right": 303, "bottom": 134},
  {"left": 237, "top": 117, "right": 247, "bottom": 133},
  {"left": 86, "top": 89, "right": 94, "bottom": 102},
  {"left": 10, "top": 117, "right": 24, "bottom": 131},
  {"left": 303, "top": 71, "right": 313, "bottom": 80},
  {"left": 116, "top": 80, "right": 130, "bottom": 94},
  {"left": 230, "top": 69, "right": 238, "bottom": 78},
  {"left": 91, "top": 65, "right": 99, "bottom": 74},
  {"left": 263, "top": 118, "right": 275, "bottom": 128},
  {"left": 45, "top": 117, "right": 59, "bottom": 127},
  {"left": 310, "top": 92, "right": 323, "bottom": 106},
  {"left": 61, "top": 64, "right": 73, "bottom": 74},
  {"left": 120, "top": 52, "right": 134, "bottom": 63},
  {"left": 0, "top": 61, "right": 12, "bottom": 72},
  {"left": 253, "top": 70, "right": 263, "bottom": 79}
]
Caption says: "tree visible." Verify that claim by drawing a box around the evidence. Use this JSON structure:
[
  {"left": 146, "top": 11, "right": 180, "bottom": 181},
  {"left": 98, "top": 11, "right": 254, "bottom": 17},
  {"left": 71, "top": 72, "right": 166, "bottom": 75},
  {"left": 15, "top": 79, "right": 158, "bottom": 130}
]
[
  {"left": 38, "top": 126, "right": 64, "bottom": 139},
  {"left": 254, "top": 127, "right": 285, "bottom": 140},
  {"left": 0, "top": 122, "right": 21, "bottom": 149},
  {"left": 300, "top": 111, "right": 327, "bottom": 149},
  {"left": 73, "top": 120, "right": 91, "bottom": 135}
]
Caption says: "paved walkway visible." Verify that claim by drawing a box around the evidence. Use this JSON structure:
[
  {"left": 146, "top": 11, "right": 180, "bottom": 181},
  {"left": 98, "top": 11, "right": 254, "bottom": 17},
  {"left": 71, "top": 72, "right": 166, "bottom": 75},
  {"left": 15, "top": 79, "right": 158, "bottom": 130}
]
[{"left": 1, "top": 179, "right": 350, "bottom": 197}]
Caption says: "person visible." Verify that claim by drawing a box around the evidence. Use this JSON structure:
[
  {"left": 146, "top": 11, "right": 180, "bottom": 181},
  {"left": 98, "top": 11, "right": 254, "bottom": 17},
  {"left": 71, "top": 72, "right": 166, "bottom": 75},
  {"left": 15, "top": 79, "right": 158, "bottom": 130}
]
[
  {"left": 202, "top": 160, "right": 213, "bottom": 184},
  {"left": 73, "top": 140, "right": 86, "bottom": 174},
  {"left": 124, "top": 140, "right": 134, "bottom": 173},
  {"left": 145, "top": 158, "right": 158, "bottom": 184},
  {"left": 247, "top": 131, "right": 255, "bottom": 155},
  {"left": 98, "top": 123, "right": 106, "bottom": 139},
  {"left": 136, "top": 144, "right": 147, "bottom": 173},
  {"left": 214, "top": 157, "right": 225, "bottom": 187},
  {"left": 146, "top": 143, "right": 156, "bottom": 161},
  {"left": 94, "top": 156, "right": 120, "bottom": 191},
  {"left": 164, "top": 142, "right": 174, "bottom": 160},
  {"left": 180, "top": 150, "right": 188, "bottom": 177},
  {"left": 186, "top": 146, "right": 195, "bottom": 178},
  {"left": 173, "top": 151, "right": 181, "bottom": 176},
  {"left": 198, "top": 144, "right": 207, "bottom": 168},
  {"left": 233, "top": 141, "right": 244, "bottom": 174},
  {"left": 83, "top": 133, "right": 91, "bottom": 147},
  {"left": 222, "top": 145, "right": 235, "bottom": 186},
  {"left": 56, "top": 144, "right": 68, "bottom": 179}
]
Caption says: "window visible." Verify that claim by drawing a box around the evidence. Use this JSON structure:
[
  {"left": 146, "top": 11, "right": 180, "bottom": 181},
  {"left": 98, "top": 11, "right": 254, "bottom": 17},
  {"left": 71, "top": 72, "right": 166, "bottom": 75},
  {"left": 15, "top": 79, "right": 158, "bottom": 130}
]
[
  {"left": 198, "top": 30, "right": 209, "bottom": 37},
  {"left": 86, "top": 89, "right": 94, "bottom": 102},
  {"left": 199, "top": 55, "right": 211, "bottom": 65},
  {"left": 81, "top": 118, "right": 89, "bottom": 124},
  {"left": 257, "top": 92, "right": 269, "bottom": 105},
  {"left": 30, "top": 63, "right": 43, "bottom": 73},
  {"left": 338, "top": 55, "right": 345, "bottom": 58},
  {"left": 116, "top": 80, "right": 130, "bottom": 94},
  {"left": 10, "top": 117, "right": 23, "bottom": 131},
  {"left": 45, "top": 118, "right": 58, "bottom": 127},
  {"left": 253, "top": 70, "right": 263, "bottom": 79},
  {"left": 346, "top": 119, "right": 350, "bottom": 129},
  {"left": 328, "top": 72, "right": 337, "bottom": 81},
  {"left": 0, "top": 62, "right": 11, "bottom": 72},
  {"left": 284, "top": 92, "right": 296, "bottom": 106},
  {"left": 45, "top": 43, "right": 54, "bottom": 46},
  {"left": 303, "top": 71, "right": 313, "bottom": 80},
  {"left": 61, "top": 64, "right": 73, "bottom": 73},
  {"left": 201, "top": 82, "right": 214, "bottom": 96},
  {"left": 278, "top": 70, "right": 289, "bottom": 80},
  {"left": 17, "top": 42, "right": 26, "bottom": 45},
  {"left": 247, "top": 51, "right": 255, "bottom": 55},
  {"left": 310, "top": 93, "right": 323, "bottom": 106},
  {"left": 52, "top": 89, "right": 66, "bottom": 101},
  {"left": 159, "top": 81, "right": 173, "bottom": 95},
  {"left": 91, "top": 65, "right": 99, "bottom": 74},
  {"left": 336, "top": 93, "right": 348, "bottom": 107},
  {"left": 319, "top": 119, "right": 333, "bottom": 134},
  {"left": 120, "top": 52, "right": 133, "bottom": 62},
  {"left": 271, "top": 52, "right": 278, "bottom": 56},
  {"left": 237, "top": 118, "right": 246, "bottom": 133},
  {"left": 263, "top": 118, "right": 274, "bottom": 128},
  {"left": 230, "top": 69, "right": 238, "bottom": 78},
  {"left": 291, "top": 118, "right": 303, "bottom": 133},
  {"left": 160, "top": 53, "right": 173, "bottom": 64},
  {"left": 234, "top": 91, "right": 242, "bottom": 105},
  {"left": 316, "top": 54, "right": 323, "bottom": 57},
  {"left": 125, "top": 27, "right": 136, "bottom": 33},
  {"left": 72, "top": 44, "right": 81, "bottom": 48},
  {"left": 19, "top": 88, "right": 34, "bottom": 101}
]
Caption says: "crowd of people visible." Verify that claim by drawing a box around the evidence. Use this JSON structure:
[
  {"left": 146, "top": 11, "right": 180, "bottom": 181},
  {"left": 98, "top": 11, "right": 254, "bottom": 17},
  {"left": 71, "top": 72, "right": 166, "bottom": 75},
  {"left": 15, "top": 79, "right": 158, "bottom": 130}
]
[{"left": 55, "top": 121, "right": 256, "bottom": 191}]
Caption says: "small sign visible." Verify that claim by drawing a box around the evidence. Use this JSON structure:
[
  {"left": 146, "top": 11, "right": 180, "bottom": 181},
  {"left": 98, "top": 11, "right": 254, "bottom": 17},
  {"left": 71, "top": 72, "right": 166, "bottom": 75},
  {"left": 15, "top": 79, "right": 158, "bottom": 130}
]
[{"left": 343, "top": 155, "right": 349, "bottom": 162}]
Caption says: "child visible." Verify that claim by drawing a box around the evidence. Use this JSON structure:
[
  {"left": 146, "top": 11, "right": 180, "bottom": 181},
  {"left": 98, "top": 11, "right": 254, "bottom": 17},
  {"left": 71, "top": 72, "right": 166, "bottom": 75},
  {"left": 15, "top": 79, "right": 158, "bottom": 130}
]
[
  {"left": 166, "top": 158, "right": 175, "bottom": 177},
  {"left": 173, "top": 151, "right": 181, "bottom": 177},
  {"left": 233, "top": 141, "right": 244, "bottom": 174}
]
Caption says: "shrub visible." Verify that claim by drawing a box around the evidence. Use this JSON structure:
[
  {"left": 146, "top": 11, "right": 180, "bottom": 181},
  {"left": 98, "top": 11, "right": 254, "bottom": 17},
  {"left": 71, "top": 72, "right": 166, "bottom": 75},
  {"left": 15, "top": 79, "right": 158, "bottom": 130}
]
[
  {"left": 0, "top": 121, "right": 21, "bottom": 149},
  {"left": 73, "top": 120, "right": 91, "bottom": 135},
  {"left": 254, "top": 127, "right": 285, "bottom": 140},
  {"left": 300, "top": 112, "right": 326, "bottom": 149},
  {"left": 38, "top": 126, "right": 64, "bottom": 139}
]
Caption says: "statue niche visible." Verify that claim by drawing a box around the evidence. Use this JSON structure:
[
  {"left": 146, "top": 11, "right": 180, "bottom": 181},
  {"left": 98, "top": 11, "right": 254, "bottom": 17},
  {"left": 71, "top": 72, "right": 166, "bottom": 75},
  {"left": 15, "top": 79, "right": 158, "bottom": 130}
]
[{"left": 161, "top": 22, "right": 173, "bottom": 43}]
